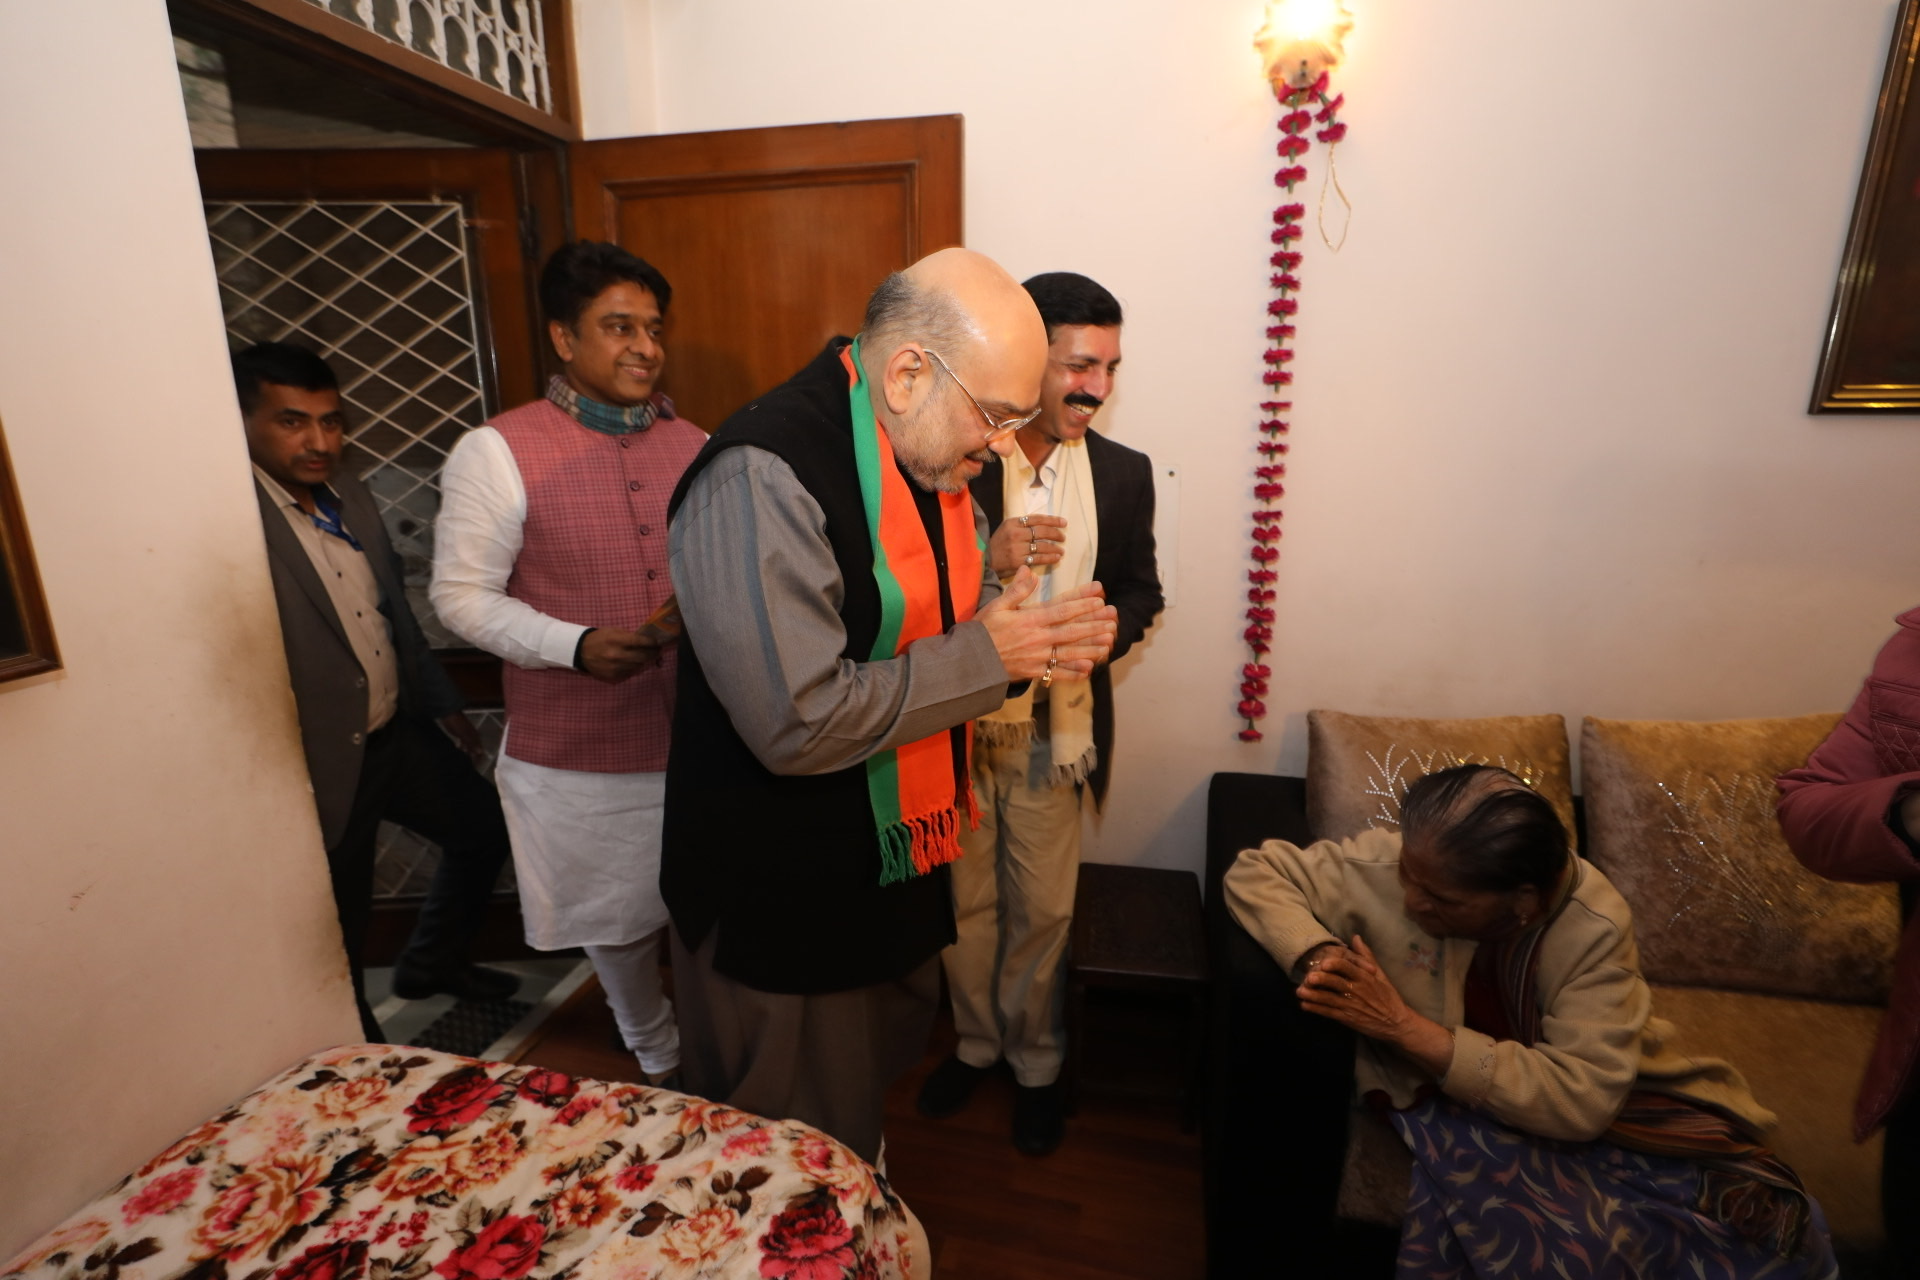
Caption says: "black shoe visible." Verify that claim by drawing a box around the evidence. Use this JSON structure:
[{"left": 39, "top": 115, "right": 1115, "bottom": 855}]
[
  {"left": 1012, "top": 1082, "right": 1065, "bottom": 1156},
  {"left": 915, "top": 1055, "right": 990, "bottom": 1118},
  {"left": 391, "top": 961, "right": 520, "bottom": 1002}
]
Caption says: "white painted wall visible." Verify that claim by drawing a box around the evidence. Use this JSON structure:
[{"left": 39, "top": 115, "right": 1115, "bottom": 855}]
[
  {"left": 576, "top": 0, "right": 1918, "bottom": 872},
  {"left": 572, "top": 0, "right": 660, "bottom": 138},
  {"left": 0, "top": 2, "right": 357, "bottom": 1255}
]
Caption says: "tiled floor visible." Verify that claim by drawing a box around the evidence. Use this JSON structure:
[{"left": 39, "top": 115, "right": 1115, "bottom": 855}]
[{"left": 362, "top": 957, "right": 593, "bottom": 1058}]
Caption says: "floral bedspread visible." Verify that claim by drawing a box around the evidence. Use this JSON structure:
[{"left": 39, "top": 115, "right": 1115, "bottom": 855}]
[{"left": 3, "top": 1045, "right": 924, "bottom": 1280}]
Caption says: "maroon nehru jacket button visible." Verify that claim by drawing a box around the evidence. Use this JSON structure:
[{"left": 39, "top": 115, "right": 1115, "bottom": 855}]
[
  {"left": 639, "top": 524, "right": 651, "bottom": 535},
  {"left": 619, "top": 437, "right": 631, "bottom": 448},
  {"left": 647, "top": 569, "right": 657, "bottom": 580},
  {"left": 628, "top": 480, "right": 641, "bottom": 491}
]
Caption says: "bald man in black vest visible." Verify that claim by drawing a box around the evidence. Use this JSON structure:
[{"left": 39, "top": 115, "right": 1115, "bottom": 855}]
[{"left": 663, "top": 249, "right": 1119, "bottom": 1162}]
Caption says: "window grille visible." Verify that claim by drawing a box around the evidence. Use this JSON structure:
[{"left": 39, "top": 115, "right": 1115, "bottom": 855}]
[
  {"left": 303, "top": 0, "right": 554, "bottom": 115},
  {"left": 205, "top": 197, "right": 490, "bottom": 648}
]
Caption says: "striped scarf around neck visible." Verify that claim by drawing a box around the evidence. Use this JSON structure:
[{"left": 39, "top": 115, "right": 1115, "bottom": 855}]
[
  {"left": 545, "top": 374, "right": 673, "bottom": 435},
  {"left": 842, "top": 339, "right": 984, "bottom": 885}
]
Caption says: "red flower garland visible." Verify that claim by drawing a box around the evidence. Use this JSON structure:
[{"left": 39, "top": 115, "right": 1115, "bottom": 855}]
[{"left": 1240, "top": 72, "right": 1346, "bottom": 744}]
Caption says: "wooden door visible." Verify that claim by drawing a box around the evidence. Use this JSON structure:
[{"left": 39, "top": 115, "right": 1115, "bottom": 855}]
[{"left": 567, "top": 115, "right": 963, "bottom": 430}]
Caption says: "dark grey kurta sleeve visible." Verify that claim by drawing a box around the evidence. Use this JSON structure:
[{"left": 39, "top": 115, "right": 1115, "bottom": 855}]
[{"left": 670, "top": 445, "right": 1009, "bottom": 776}]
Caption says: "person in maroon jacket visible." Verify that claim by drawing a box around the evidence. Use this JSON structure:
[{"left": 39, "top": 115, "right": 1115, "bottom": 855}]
[{"left": 1776, "top": 604, "right": 1920, "bottom": 1270}]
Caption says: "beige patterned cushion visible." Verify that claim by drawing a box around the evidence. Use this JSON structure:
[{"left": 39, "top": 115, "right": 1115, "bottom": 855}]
[
  {"left": 1580, "top": 714, "right": 1898, "bottom": 1003},
  {"left": 1305, "top": 710, "right": 1576, "bottom": 845}
]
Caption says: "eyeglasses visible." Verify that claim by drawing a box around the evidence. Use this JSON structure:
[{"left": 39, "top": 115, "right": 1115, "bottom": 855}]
[{"left": 921, "top": 346, "right": 1042, "bottom": 442}]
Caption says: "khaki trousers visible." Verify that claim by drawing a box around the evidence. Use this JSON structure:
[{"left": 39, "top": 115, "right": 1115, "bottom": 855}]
[{"left": 945, "top": 718, "right": 1083, "bottom": 1086}]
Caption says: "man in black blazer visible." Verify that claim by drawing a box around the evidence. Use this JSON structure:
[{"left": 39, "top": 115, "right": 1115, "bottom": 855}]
[
  {"left": 237, "top": 342, "right": 514, "bottom": 1040},
  {"left": 917, "top": 274, "right": 1164, "bottom": 1154}
]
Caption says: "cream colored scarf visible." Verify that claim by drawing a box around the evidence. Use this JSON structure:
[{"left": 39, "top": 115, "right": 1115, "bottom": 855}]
[{"left": 977, "top": 438, "right": 1099, "bottom": 785}]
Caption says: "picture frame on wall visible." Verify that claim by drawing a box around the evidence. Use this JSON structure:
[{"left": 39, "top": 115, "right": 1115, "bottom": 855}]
[
  {"left": 0, "top": 414, "right": 60, "bottom": 685},
  {"left": 1812, "top": 0, "right": 1920, "bottom": 412}
]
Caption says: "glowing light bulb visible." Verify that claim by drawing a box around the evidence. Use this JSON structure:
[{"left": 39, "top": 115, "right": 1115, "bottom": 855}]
[{"left": 1254, "top": 0, "right": 1354, "bottom": 91}]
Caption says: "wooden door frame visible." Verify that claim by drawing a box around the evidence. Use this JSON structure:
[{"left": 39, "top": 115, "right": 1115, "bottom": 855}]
[
  {"left": 567, "top": 114, "right": 963, "bottom": 428},
  {"left": 0, "top": 416, "right": 60, "bottom": 687},
  {"left": 571, "top": 115, "right": 962, "bottom": 252},
  {"left": 170, "top": 0, "right": 581, "bottom": 145},
  {"left": 174, "top": 0, "right": 579, "bottom": 417}
]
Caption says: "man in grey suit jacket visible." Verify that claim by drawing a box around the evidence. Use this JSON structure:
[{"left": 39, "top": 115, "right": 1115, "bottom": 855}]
[{"left": 237, "top": 342, "right": 514, "bottom": 1040}]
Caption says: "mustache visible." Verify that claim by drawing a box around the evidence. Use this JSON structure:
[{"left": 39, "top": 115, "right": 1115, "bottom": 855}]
[{"left": 1064, "top": 393, "right": 1103, "bottom": 411}]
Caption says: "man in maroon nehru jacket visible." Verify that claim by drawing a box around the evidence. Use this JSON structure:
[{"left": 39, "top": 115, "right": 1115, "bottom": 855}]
[{"left": 432, "top": 241, "right": 703, "bottom": 1084}]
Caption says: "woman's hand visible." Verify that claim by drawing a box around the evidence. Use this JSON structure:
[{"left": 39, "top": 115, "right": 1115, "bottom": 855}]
[
  {"left": 1297, "top": 940, "right": 1348, "bottom": 978},
  {"left": 1296, "top": 935, "right": 1457, "bottom": 1078},
  {"left": 1297, "top": 933, "right": 1413, "bottom": 1040}
]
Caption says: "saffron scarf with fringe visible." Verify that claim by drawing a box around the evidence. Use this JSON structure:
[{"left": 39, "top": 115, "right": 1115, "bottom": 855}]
[
  {"left": 1471, "top": 857, "right": 1816, "bottom": 1259},
  {"left": 841, "top": 340, "right": 984, "bottom": 885}
]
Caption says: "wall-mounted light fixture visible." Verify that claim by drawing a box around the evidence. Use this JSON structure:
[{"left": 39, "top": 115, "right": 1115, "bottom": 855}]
[
  {"left": 1236, "top": 0, "right": 1353, "bottom": 744},
  {"left": 1254, "top": 0, "right": 1354, "bottom": 91}
]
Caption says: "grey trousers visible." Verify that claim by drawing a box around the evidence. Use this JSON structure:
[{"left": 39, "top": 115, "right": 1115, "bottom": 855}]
[{"left": 670, "top": 925, "right": 940, "bottom": 1164}]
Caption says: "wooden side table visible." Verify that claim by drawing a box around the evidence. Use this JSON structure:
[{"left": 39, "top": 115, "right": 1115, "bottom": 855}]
[{"left": 1065, "top": 862, "right": 1210, "bottom": 1129}]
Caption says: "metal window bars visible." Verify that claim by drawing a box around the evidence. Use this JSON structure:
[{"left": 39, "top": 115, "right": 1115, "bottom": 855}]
[
  {"left": 205, "top": 197, "right": 490, "bottom": 647},
  {"left": 304, "top": 0, "right": 554, "bottom": 115}
]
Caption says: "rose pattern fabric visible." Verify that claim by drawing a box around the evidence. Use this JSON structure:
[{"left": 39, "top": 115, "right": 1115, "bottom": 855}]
[
  {"left": 3, "top": 1047, "right": 921, "bottom": 1280},
  {"left": 405, "top": 1069, "right": 513, "bottom": 1137},
  {"left": 755, "top": 1199, "right": 855, "bottom": 1280}
]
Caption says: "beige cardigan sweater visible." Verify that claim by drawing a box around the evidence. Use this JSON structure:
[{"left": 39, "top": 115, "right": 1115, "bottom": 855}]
[{"left": 1224, "top": 828, "right": 1774, "bottom": 1142}]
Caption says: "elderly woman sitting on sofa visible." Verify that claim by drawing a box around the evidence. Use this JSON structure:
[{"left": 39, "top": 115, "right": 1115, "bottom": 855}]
[{"left": 1225, "top": 763, "right": 1837, "bottom": 1280}]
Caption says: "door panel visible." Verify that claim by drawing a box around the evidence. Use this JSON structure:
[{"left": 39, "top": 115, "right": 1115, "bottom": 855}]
[{"left": 569, "top": 115, "right": 963, "bottom": 430}]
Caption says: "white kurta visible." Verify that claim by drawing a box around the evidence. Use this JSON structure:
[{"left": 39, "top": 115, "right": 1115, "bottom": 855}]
[
  {"left": 432, "top": 425, "right": 671, "bottom": 950},
  {"left": 495, "top": 741, "right": 669, "bottom": 948}
]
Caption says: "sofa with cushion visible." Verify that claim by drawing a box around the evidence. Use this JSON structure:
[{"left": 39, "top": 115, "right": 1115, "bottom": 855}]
[{"left": 1201, "top": 709, "right": 1899, "bottom": 1277}]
